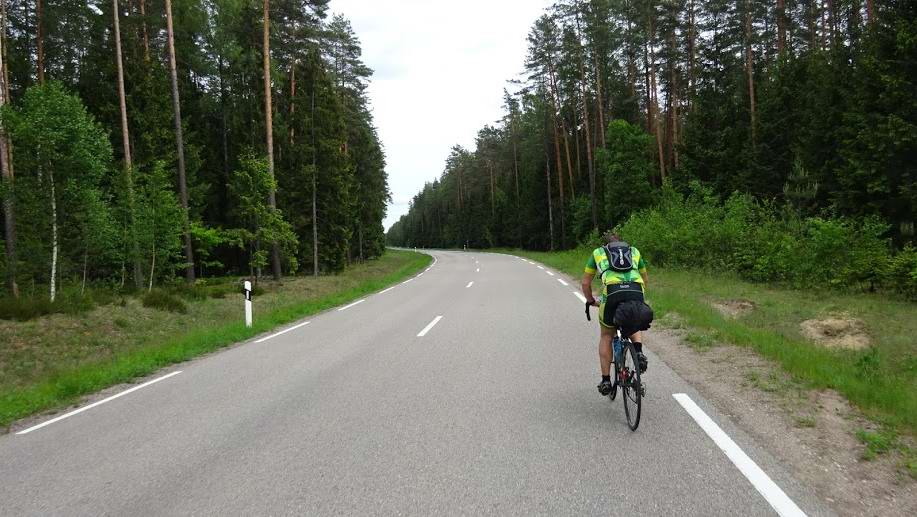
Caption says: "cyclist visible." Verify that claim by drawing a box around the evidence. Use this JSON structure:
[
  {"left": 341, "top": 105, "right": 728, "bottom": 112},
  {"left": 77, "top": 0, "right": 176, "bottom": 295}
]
[{"left": 582, "top": 231, "right": 649, "bottom": 396}]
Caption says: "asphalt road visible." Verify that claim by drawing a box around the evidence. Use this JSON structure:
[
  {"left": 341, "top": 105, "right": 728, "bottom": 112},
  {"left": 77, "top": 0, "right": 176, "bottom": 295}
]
[{"left": 0, "top": 250, "right": 834, "bottom": 516}]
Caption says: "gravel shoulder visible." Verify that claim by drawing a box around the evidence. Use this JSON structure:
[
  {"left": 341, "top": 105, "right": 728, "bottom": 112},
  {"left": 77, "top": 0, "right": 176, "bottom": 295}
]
[{"left": 649, "top": 322, "right": 916, "bottom": 517}]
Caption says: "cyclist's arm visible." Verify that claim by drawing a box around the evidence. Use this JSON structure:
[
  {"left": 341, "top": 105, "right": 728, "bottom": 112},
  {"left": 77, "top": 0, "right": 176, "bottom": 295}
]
[
  {"left": 581, "top": 272, "right": 598, "bottom": 305},
  {"left": 583, "top": 254, "right": 599, "bottom": 305},
  {"left": 638, "top": 256, "right": 648, "bottom": 288}
]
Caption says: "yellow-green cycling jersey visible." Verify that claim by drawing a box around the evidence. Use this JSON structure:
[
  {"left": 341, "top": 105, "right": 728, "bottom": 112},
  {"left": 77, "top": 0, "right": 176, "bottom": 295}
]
[{"left": 584, "top": 245, "right": 647, "bottom": 287}]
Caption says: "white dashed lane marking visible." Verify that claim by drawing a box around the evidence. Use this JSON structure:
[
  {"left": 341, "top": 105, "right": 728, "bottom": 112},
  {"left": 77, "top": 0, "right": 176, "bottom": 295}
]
[
  {"left": 337, "top": 299, "right": 365, "bottom": 311},
  {"left": 466, "top": 281, "right": 474, "bottom": 288},
  {"left": 417, "top": 316, "right": 444, "bottom": 337},
  {"left": 255, "top": 321, "right": 311, "bottom": 343},
  {"left": 557, "top": 278, "right": 569, "bottom": 286}
]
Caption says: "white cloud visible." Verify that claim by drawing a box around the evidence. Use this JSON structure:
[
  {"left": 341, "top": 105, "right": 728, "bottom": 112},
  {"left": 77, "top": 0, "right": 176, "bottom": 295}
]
[{"left": 331, "top": 0, "right": 553, "bottom": 230}]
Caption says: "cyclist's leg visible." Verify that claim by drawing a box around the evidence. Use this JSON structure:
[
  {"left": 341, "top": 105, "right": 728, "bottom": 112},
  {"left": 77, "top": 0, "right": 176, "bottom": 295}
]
[
  {"left": 598, "top": 323, "right": 614, "bottom": 377},
  {"left": 597, "top": 294, "right": 616, "bottom": 377}
]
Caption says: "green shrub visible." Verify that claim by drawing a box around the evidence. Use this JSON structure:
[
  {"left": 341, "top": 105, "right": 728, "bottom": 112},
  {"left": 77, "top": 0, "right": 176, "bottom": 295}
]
[
  {"left": 141, "top": 289, "right": 188, "bottom": 314},
  {"left": 0, "top": 295, "right": 56, "bottom": 320},
  {"left": 0, "top": 289, "right": 97, "bottom": 321},
  {"left": 167, "top": 282, "right": 208, "bottom": 301},
  {"left": 617, "top": 184, "right": 906, "bottom": 294},
  {"left": 885, "top": 245, "right": 917, "bottom": 299}
]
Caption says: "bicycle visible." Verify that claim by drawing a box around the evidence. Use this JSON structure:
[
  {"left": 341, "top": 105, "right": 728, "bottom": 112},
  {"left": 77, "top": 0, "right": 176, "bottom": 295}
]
[{"left": 586, "top": 301, "right": 644, "bottom": 431}]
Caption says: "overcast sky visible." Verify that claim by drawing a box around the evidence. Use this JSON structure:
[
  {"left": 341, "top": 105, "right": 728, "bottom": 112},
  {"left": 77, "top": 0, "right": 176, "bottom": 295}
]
[{"left": 330, "top": 0, "right": 553, "bottom": 230}]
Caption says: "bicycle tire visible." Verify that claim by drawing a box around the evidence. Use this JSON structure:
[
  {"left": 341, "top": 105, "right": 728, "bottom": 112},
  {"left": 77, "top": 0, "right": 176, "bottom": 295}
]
[{"left": 621, "top": 341, "right": 642, "bottom": 431}]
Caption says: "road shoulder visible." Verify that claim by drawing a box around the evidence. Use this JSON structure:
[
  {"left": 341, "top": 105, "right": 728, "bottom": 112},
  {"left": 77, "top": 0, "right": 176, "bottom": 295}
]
[{"left": 650, "top": 324, "right": 916, "bottom": 517}]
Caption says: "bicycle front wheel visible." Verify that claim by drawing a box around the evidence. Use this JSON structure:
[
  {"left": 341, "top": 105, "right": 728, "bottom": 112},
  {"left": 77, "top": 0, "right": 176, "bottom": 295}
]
[{"left": 621, "top": 341, "right": 642, "bottom": 431}]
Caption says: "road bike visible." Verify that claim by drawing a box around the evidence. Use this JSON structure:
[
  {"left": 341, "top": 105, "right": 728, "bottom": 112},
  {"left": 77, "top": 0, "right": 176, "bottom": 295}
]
[{"left": 586, "top": 301, "right": 644, "bottom": 431}]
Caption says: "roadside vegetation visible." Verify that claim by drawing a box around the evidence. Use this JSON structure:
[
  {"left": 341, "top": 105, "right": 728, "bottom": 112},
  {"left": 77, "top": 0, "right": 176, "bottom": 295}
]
[{"left": 0, "top": 250, "right": 430, "bottom": 431}]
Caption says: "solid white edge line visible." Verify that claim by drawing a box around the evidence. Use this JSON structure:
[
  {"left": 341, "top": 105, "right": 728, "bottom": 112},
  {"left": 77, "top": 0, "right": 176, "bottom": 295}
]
[
  {"left": 402, "top": 278, "right": 414, "bottom": 284},
  {"left": 255, "top": 320, "right": 311, "bottom": 343},
  {"left": 672, "top": 393, "right": 807, "bottom": 517},
  {"left": 417, "top": 316, "right": 443, "bottom": 337},
  {"left": 466, "top": 281, "right": 474, "bottom": 288},
  {"left": 379, "top": 285, "right": 397, "bottom": 294},
  {"left": 17, "top": 371, "right": 183, "bottom": 435},
  {"left": 557, "top": 278, "right": 569, "bottom": 286},
  {"left": 337, "top": 299, "right": 366, "bottom": 311},
  {"left": 573, "top": 291, "right": 587, "bottom": 303},
  {"left": 545, "top": 271, "right": 555, "bottom": 276}
]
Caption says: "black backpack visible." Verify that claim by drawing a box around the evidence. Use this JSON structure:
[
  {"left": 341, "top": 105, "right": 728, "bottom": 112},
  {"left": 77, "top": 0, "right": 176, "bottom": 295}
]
[{"left": 603, "top": 241, "right": 634, "bottom": 272}]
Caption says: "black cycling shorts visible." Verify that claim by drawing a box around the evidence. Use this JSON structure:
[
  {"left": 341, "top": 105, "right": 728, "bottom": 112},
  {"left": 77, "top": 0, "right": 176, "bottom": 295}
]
[{"left": 599, "top": 283, "right": 645, "bottom": 328}]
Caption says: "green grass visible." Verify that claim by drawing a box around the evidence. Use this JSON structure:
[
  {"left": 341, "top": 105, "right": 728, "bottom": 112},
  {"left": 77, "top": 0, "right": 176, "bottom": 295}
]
[
  {"left": 0, "top": 250, "right": 431, "bottom": 430},
  {"left": 501, "top": 247, "right": 917, "bottom": 438},
  {"left": 794, "top": 415, "right": 817, "bottom": 428},
  {"left": 857, "top": 428, "right": 898, "bottom": 460}
]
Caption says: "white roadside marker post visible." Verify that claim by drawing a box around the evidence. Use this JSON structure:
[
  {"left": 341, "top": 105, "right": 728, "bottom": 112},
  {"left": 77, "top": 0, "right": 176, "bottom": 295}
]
[{"left": 243, "top": 280, "right": 253, "bottom": 328}]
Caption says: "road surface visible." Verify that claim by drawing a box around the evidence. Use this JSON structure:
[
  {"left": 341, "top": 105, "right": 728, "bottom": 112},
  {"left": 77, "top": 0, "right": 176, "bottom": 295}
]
[{"left": 0, "top": 250, "right": 832, "bottom": 516}]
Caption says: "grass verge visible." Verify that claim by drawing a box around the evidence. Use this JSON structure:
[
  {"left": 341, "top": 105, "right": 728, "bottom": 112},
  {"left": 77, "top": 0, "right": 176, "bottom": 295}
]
[
  {"left": 500, "top": 247, "right": 917, "bottom": 441},
  {"left": 0, "top": 250, "right": 431, "bottom": 430}
]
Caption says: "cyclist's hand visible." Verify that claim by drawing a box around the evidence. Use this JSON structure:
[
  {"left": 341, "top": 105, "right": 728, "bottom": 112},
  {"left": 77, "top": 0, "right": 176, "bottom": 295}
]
[{"left": 588, "top": 298, "right": 599, "bottom": 307}]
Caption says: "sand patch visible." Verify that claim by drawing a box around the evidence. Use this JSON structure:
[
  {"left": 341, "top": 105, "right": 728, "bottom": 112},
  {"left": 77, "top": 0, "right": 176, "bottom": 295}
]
[
  {"left": 800, "top": 317, "right": 871, "bottom": 350},
  {"left": 711, "top": 299, "right": 756, "bottom": 318}
]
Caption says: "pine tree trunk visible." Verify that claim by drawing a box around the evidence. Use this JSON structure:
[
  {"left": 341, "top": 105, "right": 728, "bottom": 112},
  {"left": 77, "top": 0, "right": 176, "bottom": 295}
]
[
  {"left": 820, "top": 0, "right": 828, "bottom": 50},
  {"left": 488, "top": 161, "right": 495, "bottom": 217},
  {"left": 49, "top": 169, "right": 58, "bottom": 303},
  {"left": 688, "top": 0, "right": 697, "bottom": 107},
  {"left": 668, "top": 32, "right": 680, "bottom": 170},
  {"left": 0, "top": 0, "right": 17, "bottom": 299},
  {"left": 646, "top": 10, "right": 666, "bottom": 183},
  {"left": 593, "top": 48, "right": 606, "bottom": 149},
  {"left": 148, "top": 241, "right": 156, "bottom": 291},
  {"left": 866, "top": 0, "right": 874, "bottom": 25},
  {"left": 358, "top": 224, "right": 363, "bottom": 262},
  {"left": 139, "top": 0, "right": 150, "bottom": 61},
  {"left": 165, "top": 0, "right": 196, "bottom": 284},
  {"left": 219, "top": 55, "right": 229, "bottom": 180},
  {"left": 746, "top": 0, "right": 758, "bottom": 147},
  {"left": 552, "top": 115, "right": 566, "bottom": 248},
  {"left": 510, "top": 104, "right": 521, "bottom": 247},
  {"left": 311, "top": 83, "right": 319, "bottom": 277},
  {"left": 113, "top": 0, "right": 143, "bottom": 289},
  {"left": 547, "top": 63, "right": 574, "bottom": 201},
  {"left": 262, "top": 0, "right": 282, "bottom": 280},
  {"left": 36, "top": 0, "right": 44, "bottom": 83},
  {"left": 544, "top": 141, "right": 554, "bottom": 251},
  {"left": 289, "top": 64, "right": 296, "bottom": 145},
  {"left": 81, "top": 247, "right": 88, "bottom": 296},
  {"left": 576, "top": 17, "right": 596, "bottom": 229},
  {"left": 777, "top": 0, "right": 787, "bottom": 55}
]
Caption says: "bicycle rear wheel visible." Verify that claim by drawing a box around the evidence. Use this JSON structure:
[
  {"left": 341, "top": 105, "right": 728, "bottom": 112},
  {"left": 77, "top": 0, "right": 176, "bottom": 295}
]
[{"left": 621, "top": 341, "right": 642, "bottom": 431}]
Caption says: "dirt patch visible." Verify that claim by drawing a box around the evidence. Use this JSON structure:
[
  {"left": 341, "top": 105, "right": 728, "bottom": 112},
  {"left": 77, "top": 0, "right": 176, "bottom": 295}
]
[
  {"left": 650, "top": 325, "right": 916, "bottom": 517},
  {"left": 800, "top": 317, "right": 871, "bottom": 350},
  {"left": 711, "top": 299, "right": 756, "bottom": 318}
]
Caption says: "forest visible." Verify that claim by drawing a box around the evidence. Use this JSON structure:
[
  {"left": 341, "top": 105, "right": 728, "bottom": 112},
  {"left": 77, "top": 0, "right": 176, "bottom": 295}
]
[
  {"left": 0, "top": 0, "right": 390, "bottom": 305},
  {"left": 386, "top": 0, "right": 916, "bottom": 294}
]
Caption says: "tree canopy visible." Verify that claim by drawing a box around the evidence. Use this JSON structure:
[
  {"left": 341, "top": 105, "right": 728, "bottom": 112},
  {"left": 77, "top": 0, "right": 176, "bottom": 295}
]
[{"left": 1, "top": 0, "right": 390, "bottom": 299}]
